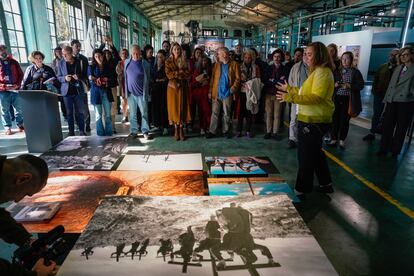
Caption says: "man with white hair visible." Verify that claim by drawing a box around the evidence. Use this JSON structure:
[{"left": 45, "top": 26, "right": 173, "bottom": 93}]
[
  {"left": 124, "top": 45, "right": 152, "bottom": 140},
  {"left": 206, "top": 47, "right": 241, "bottom": 139}
]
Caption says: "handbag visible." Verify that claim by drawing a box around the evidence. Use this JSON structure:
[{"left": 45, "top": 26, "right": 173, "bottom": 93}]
[{"left": 348, "top": 92, "right": 361, "bottom": 117}]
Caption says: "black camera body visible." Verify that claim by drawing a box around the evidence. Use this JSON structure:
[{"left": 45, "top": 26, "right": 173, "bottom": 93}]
[{"left": 13, "top": 225, "right": 68, "bottom": 269}]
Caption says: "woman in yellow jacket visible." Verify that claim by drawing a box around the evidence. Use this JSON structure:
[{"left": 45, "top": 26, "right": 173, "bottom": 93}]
[
  {"left": 276, "top": 42, "right": 335, "bottom": 200},
  {"left": 165, "top": 42, "right": 191, "bottom": 141}
]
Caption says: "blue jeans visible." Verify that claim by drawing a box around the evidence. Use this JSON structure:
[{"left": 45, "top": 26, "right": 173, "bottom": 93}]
[
  {"left": 0, "top": 91, "right": 23, "bottom": 128},
  {"left": 94, "top": 92, "right": 113, "bottom": 136},
  {"left": 370, "top": 95, "right": 384, "bottom": 134},
  {"left": 127, "top": 94, "right": 149, "bottom": 134},
  {"left": 63, "top": 94, "right": 85, "bottom": 133}
]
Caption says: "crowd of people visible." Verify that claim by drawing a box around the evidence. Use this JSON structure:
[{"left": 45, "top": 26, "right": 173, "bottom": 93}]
[{"left": 1, "top": 38, "right": 414, "bottom": 194}]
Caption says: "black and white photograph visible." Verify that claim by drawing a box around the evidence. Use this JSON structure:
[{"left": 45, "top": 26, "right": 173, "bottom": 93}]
[
  {"left": 57, "top": 195, "right": 336, "bottom": 275},
  {"left": 40, "top": 136, "right": 129, "bottom": 170}
]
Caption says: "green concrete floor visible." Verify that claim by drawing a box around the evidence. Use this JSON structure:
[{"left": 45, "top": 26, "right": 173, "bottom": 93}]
[{"left": 1, "top": 116, "right": 414, "bottom": 275}]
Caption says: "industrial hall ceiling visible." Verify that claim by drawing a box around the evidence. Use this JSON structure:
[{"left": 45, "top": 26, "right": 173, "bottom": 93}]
[{"left": 131, "top": 0, "right": 325, "bottom": 27}]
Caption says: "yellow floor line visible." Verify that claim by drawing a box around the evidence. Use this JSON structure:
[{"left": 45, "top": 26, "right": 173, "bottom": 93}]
[
  {"left": 323, "top": 149, "right": 414, "bottom": 221},
  {"left": 282, "top": 121, "right": 414, "bottom": 220}
]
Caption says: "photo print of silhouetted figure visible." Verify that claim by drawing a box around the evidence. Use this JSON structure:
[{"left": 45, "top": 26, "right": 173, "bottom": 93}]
[
  {"left": 138, "top": 238, "right": 150, "bottom": 260},
  {"left": 211, "top": 203, "right": 279, "bottom": 271},
  {"left": 124, "top": 241, "right": 140, "bottom": 260},
  {"left": 158, "top": 239, "right": 174, "bottom": 262},
  {"left": 80, "top": 247, "right": 94, "bottom": 260},
  {"left": 169, "top": 226, "right": 201, "bottom": 273},
  {"left": 57, "top": 196, "right": 337, "bottom": 276}
]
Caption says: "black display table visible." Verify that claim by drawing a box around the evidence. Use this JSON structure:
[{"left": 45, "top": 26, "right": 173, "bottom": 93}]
[{"left": 19, "top": 90, "right": 63, "bottom": 153}]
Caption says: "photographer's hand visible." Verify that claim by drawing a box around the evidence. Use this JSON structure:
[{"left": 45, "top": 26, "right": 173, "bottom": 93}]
[
  {"left": 64, "top": 75, "right": 72, "bottom": 82},
  {"left": 71, "top": 75, "right": 79, "bottom": 81},
  {"left": 33, "top": 258, "right": 57, "bottom": 276}
]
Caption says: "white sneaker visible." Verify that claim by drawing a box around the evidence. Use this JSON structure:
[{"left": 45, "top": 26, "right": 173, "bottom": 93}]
[
  {"left": 339, "top": 140, "right": 345, "bottom": 148},
  {"left": 200, "top": 129, "right": 205, "bottom": 135}
]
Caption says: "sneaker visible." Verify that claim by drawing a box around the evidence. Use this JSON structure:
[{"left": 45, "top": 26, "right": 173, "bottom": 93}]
[
  {"left": 205, "top": 132, "right": 216, "bottom": 139},
  {"left": 363, "top": 133, "right": 375, "bottom": 141},
  {"left": 113, "top": 129, "right": 117, "bottom": 134},
  {"left": 287, "top": 139, "right": 297, "bottom": 149},
  {"left": 317, "top": 183, "right": 334, "bottom": 194},
  {"left": 18, "top": 125, "right": 25, "bottom": 132},
  {"left": 4, "top": 128, "right": 12, "bottom": 135},
  {"left": 339, "top": 140, "right": 345, "bottom": 149},
  {"left": 122, "top": 117, "right": 129, "bottom": 123},
  {"left": 264, "top": 133, "right": 272, "bottom": 139},
  {"left": 79, "top": 131, "right": 87, "bottom": 136},
  {"left": 68, "top": 131, "right": 75, "bottom": 136},
  {"left": 143, "top": 133, "right": 153, "bottom": 140},
  {"left": 163, "top": 128, "right": 169, "bottom": 135},
  {"left": 85, "top": 125, "right": 91, "bottom": 132},
  {"left": 328, "top": 140, "right": 337, "bottom": 147},
  {"left": 200, "top": 129, "right": 205, "bottom": 135},
  {"left": 128, "top": 133, "right": 138, "bottom": 139}
]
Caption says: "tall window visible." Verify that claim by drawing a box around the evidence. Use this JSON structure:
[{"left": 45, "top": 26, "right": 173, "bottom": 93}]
[
  {"left": 119, "top": 25, "right": 128, "bottom": 49},
  {"left": 118, "top": 13, "right": 128, "bottom": 50},
  {"left": 96, "top": 16, "right": 110, "bottom": 44},
  {"left": 95, "top": 0, "right": 111, "bottom": 45},
  {"left": 46, "top": 0, "right": 57, "bottom": 53},
  {"left": 0, "top": 19, "right": 4, "bottom": 45},
  {"left": 132, "top": 31, "right": 139, "bottom": 45},
  {"left": 68, "top": 3, "right": 84, "bottom": 44},
  {"left": 1, "top": 0, "right": 27, "bottom": 63}
]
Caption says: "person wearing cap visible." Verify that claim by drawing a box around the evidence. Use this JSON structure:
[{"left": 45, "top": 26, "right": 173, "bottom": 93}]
[
  {"left": 0, "top": 44, "right": 24, "bottom": 135},
  {"left": 0, "top": 154, "right": 57, "bottom": 276}
]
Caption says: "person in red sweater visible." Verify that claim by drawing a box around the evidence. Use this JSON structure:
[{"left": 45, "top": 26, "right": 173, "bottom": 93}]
[{"left": 0, "top": 44, "right": 24, "bottom": 135}]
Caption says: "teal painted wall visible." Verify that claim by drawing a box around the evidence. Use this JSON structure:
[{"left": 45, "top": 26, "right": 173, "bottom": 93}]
[{"left": 16, "top": 0, "right": 160, "bottom": 64}]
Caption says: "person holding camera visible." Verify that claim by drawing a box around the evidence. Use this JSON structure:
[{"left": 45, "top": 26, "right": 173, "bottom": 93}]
[
  {"left": 56, "top": 46, "right": 86, "bottom": 136},
  {"left": 0, "top": 154, "right": 56, "bottom": 276},
  {"left": 88, "top": 49, "right": 114, "bottom": 136}
]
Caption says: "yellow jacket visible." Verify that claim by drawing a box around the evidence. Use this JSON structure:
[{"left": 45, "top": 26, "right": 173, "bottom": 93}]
[
  {"left": 283, "top": 66, "right": 334, "bottom": 123},
  {"left": 210, "top": 60, "right": 241, "bottom": 100}
]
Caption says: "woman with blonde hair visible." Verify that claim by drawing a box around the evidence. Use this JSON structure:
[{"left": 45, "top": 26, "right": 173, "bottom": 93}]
[
  {"left": 276, "top": 42, "right": 335, "bottom": 200},
  {"left": 165, "top": 42, "right": 191, "bottom": 141}
]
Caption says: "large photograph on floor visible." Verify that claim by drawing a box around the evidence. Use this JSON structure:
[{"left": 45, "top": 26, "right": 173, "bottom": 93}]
[
  {"left": 205, "top": 157, "right": 279, "bottom": 176},
  {"left": 57, "top": 196, "right": 336, "bottom": 275},
  {"left": 117, "top": 153, "right": 203, "bottom": 171},
  {"left": 40, "top": 136, "right": 129, "bottom": 170},
  {"left": 20, "top": 171, "right": 205, "bottom": 233}
]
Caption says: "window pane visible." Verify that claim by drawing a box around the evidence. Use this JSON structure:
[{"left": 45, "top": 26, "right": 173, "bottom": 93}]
[
  {"left": 47, "top": 0, "right": 52, "bottom": 9},
  {"left": 2, "top": 0, "right": 11, "bottom": 12},
  {"left": 48, "top": 10, "right": 54, "bottom": 22},
  {"left": 8, "top": 30, "right": 17, "bottom": 46},
  {"left": 19, "top": 47, "right": 27, "bottom": 63},
  {"left": 10, "top": 0, "right": 19, "bottom": 13},
  {"left": 50, "top": 24, "right": 56, "bottom": 35},
  {"left": 0, "top": 30, "right": 4, "bottom": 45},
  {"left": 10, "top": 47, "right": 19, "bottom": 61},
  {"left": 13, "top": 14, "right": 22, "bottom": 31},
  {"left": 16, "top": 31, "right": 24, "bottom": 46},
  {"left": 5, "top": 12, "right": 15, "bottom": 29}
]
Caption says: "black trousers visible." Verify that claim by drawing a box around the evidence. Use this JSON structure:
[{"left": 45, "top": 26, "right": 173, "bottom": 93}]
[
  {"left": 237, "top": 93, "right": 253, "bottom": 132},
  {"left": 331, "top": 95, "right": 351, "bottom": 141},
  {"left": 380, "top": 101, "right": 414, "bottom": 155},
  {"left": 296, "top": 121, "right": 332, "bottom": 193},
  {"left": 151, "top": 88, "right": 168, "bottom": 128}
]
